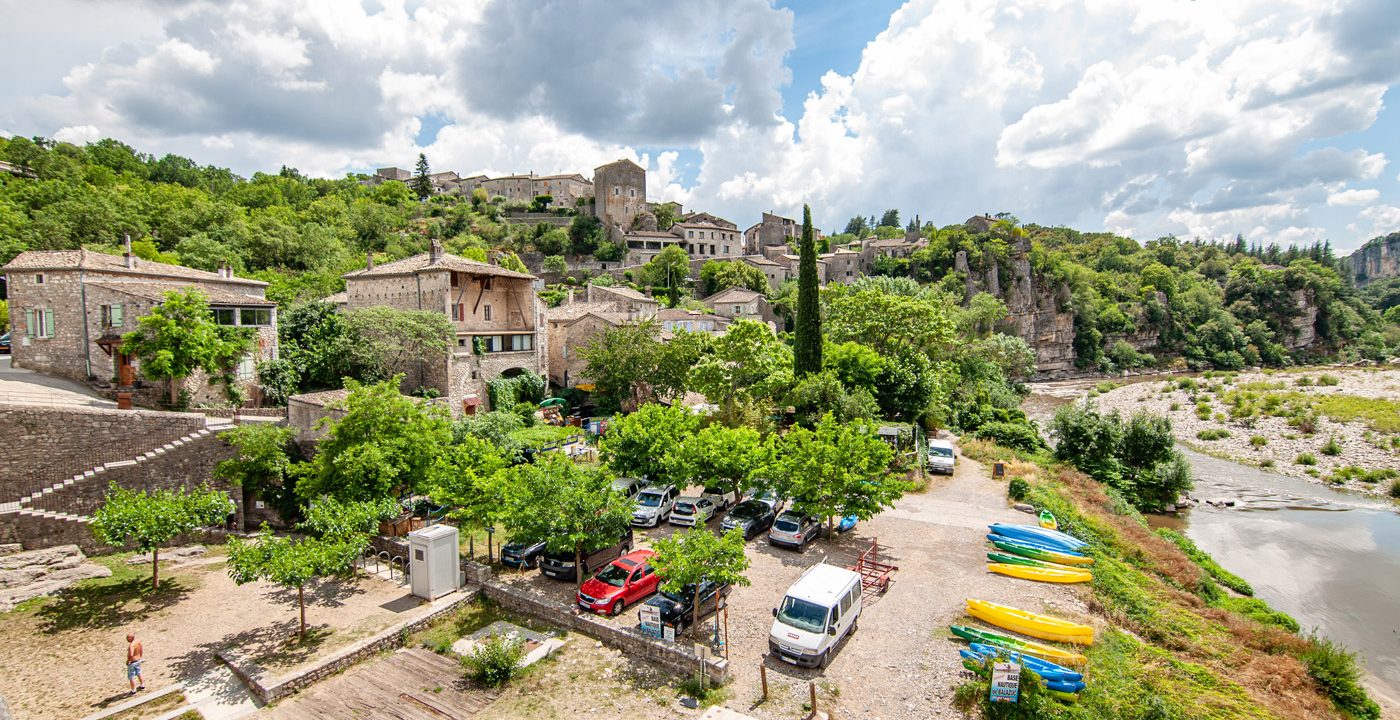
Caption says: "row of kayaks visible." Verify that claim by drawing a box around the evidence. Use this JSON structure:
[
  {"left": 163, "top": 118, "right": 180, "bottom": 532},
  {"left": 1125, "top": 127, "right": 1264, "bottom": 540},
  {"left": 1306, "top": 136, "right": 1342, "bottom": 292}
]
[
  {"left": 954, "top": 599, "right": 1096, "bottom": 703},
  {"left": 966, "top": 599, "right": 1094, "bottom": 645},
  {"left": 986, "top": 523, "right": 1094, "bottom": 584}
]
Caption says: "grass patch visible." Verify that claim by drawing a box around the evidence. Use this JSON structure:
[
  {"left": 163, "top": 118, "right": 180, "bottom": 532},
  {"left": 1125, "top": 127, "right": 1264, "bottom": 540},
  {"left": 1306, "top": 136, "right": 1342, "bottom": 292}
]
[
  {"left": 1249, "top": 435, "right": 1268, "bottom": 448},
  {"left": 1317, "top": 374, "right": 1340, "bottom": 386},
  {"left": 1156, "top": 528, "right": 1253, "bottom": 596},
  {"left": 676, "top": 676, "right": 729, "bottom": 708},
  {"left": 105, "top": 691, "right": 190, "bottom": 720},
  {"left": 1294, "top": 453, "right": 1317, "bottom": 466},
  {"left": 1196, "top": 429, "right": 1231, "bottom": 441},
  {"left": 1327, "top": 466, "right": 1399, "bottom": 485},
  {"left": 1259, "top": 459, "right": 1275, "bottom": 468},
  {"left": 1095, "top": 380, "right": 1123, "bottom": 394},
  {"left": 1302, "top": 635, "right": 1381, "bottom": 719},
  {"left": 1320, "top": 436, "right": 1343, "bottom": 457},
  {"left": 509, "top": 424, "right": 581, "bottom": 449},
  {"left": 1216, "top": 597, "right": 1299, "bottom": 633}
]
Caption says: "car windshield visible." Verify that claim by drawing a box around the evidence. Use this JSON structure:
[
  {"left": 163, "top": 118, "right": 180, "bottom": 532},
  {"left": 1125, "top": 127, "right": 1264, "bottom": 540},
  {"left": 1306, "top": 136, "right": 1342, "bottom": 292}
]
[
  {"left": 594, "top": 563, "right": 630, "bottom": 587},
  {"left": 611, "top": 480, "right": 634, "bottom": 492},
  {"left": 675, "top": 502, "right": 695, "bottom": 513},
  {"left": 730, "top": 502, "right": 761, "bottom": 519},
  {"left": 930, "top": 446, "right": 954, "bottom": 458},
  {"left": 638, "top": 493, "right": 663, "bottom": 507},
  {"left": 777, "top": 596, "right": 828, "bottom": 634},
  {"left": 773, "top": 515, "right": 801, "bottom": 532}
]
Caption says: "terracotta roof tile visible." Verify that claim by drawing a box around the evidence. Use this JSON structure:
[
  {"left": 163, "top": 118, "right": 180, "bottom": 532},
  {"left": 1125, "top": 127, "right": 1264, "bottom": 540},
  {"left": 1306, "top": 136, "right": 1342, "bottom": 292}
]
[
  {"left": 344, "top": 252, "right": 537, "bottom": 280},
  {"left": 85, "top": 280, "right": 276, "bottom": 306},
  {"left": 3, "top": 249, "right": 267, "bottom": 286}
]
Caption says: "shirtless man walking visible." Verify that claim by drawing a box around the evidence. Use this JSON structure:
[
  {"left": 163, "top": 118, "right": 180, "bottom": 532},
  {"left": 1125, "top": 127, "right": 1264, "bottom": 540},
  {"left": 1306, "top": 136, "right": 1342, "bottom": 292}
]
[{"left": 126, "top": 633, "right": 145, "bottom": 694}]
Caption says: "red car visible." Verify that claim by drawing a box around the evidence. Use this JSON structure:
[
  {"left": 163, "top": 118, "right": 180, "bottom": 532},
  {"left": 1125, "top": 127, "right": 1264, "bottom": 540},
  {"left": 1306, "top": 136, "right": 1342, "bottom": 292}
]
[{"left": 577, "top": 549, "right": 660, "bottom": 616}]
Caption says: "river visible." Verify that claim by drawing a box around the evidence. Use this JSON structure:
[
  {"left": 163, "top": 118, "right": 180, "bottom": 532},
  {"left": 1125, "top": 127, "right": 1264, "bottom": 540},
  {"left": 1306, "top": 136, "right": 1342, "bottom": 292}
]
[{"left": 1024, "top": 379, "right": 1400, "bottom": 706}]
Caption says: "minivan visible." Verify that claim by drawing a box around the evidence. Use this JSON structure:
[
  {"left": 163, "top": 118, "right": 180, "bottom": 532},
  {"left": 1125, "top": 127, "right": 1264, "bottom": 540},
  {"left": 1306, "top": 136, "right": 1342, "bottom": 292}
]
[
  {"left": 769, "top": 563, "right": 863, "bottom": 668},
  {"left": 927, "top": 438, "right": 956, "bottom": 475},
  {"left": 538, "top": 530, "right": 634, "bottom": 581},
  {"left": 631, "top": 485, "right": 679, "bottom": 527}
]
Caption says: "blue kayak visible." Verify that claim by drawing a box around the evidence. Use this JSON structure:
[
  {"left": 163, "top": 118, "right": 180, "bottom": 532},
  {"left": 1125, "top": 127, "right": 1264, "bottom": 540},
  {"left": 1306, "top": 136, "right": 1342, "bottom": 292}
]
[
  {"left": 837, "top": 515, "right": 858, "bottom": 532},
  {"left": 984, "top": 534, "right": 1091, "bottom": 561},
  {"left": 961, "top": 649, "right": 1086, "bottom": 693},
  {"left": 969, "top": 643, "right": 1083, "bottom": 682},
  {"left": 989, "top": 523, "right": 1087, "bottom": 553}
]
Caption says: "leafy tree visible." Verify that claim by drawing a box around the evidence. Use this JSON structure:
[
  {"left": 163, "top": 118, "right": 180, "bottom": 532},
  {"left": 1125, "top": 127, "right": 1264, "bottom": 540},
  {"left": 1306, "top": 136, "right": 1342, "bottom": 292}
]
[
  {"left": 785, "top": 369, "right": 880, "bottom": 427},
  {"left": 601, "top": 402, "right": 700, "bottom": 481},
  {"left": 91, "top": 484, "right": 234, "bottom": 589},
  {"left": 340, "top": 307, "right": 452, "bottom": 388},
  {"left": 498, "top": 251, "right": 529, "bottom": 273},
  {"left": 842, "top": 215, "right": 869, "bottom": 236},
  {"left": 664, "top": 425, "right": 763, "bottom": 502},
  {"left": 653, "top": 202, "right": 680, "bottom": 230},
  {"left": 568, "top": 213, "right": 605, "bottom": 256},
  {"left": 579, "top": 320, "right": 665, "bottom": 412},
  {"left": 299, "top": 378, "right": 453, "bottom": 501},
  {"left": 794, "top": 204, "right": 822, "bottom": 376},
  {"left": 427, "top": 434, "right": 508, "bottom": 537},
  {"left": 542, "top": 255, "right": 567, "bottom": 274},
  {"left": 121, "top": 288, "right": 254, "bottom": 406},
  {"left": 762, "top": 414, "right": 900, "bottom": 534},
  {"left": 411, "top": 153, "right": 432, "bottom": 200},
  {"left": 689, "top": 319, "right": 793, "bottom": 420},
  {"left": 650, "top": 527, "right": 751, "bottom": 633},
  {"left": 215, "top": 424, "right": 298, "bottom": 519},
  {"left": 453, "top": 410, "right": 527, "bottom": 464},
  {"left": 877, "top": 209, "right": 900, "bottom": 227},
  {"left": 1051, "top": 403, "right": 1191, "bottom": 511},
  {"left": 700, "top": 260, "right": 768, "bottom": 296},
  {"left": 642, "top": 245, "right": 690, "bottom": 289},
  {"left": 824, "top": 287, "right": 956, "bottom": 356},
  {"left": 654, "top": 328, "right": 713, "bottom": 402},
  {"left": 299, "top": 496, "right": 399, "bottom": 541},
  {"left": 226, "top": 529, "right": 362, "bottom": 638},
  {"left": 529, "top": 194, "right": 553, "bottom": 212}
]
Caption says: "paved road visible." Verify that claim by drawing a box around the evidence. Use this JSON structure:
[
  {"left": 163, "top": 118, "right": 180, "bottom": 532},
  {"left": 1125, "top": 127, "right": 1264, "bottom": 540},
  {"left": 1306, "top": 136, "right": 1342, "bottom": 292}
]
[{"left": 0, "top": 356, "right": 115, "bottom": 408}]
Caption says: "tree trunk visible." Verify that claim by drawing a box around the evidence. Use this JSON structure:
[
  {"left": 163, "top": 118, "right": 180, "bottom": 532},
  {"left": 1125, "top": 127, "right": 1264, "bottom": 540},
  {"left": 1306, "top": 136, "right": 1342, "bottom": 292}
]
[
  {"left": 827, "top": 516, "right": 834, "bottom": 538},
  {"left": 692, "top": 594, "right": 700, "bottom": 638},
  {"left": 151, "top": 546, "right": 160, "bottom": 590},
  {"left": 575, "top": 546, "right": 585, "bottom": 590},
  {"left": 297, "top": 584, "right": 306, "bottom": 639}
]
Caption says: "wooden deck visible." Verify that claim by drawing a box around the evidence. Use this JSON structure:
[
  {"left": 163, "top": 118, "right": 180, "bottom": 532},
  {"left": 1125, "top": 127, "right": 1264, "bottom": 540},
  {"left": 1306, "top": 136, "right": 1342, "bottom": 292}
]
[{"left": 263, "top": 648, "right": 498, "bottom": 719}]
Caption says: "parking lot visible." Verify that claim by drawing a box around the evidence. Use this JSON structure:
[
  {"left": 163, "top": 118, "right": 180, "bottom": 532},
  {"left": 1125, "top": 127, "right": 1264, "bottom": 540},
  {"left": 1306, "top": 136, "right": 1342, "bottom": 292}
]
[{"left": 491, "top": 455, "right": 1092, "bottom": 719}]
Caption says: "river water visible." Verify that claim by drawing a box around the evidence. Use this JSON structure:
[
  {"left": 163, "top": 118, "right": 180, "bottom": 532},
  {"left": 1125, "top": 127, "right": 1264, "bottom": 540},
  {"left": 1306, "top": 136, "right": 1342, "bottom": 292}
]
[{"left": 1024, "top": 379, "right": 1400, "bottom": 704}]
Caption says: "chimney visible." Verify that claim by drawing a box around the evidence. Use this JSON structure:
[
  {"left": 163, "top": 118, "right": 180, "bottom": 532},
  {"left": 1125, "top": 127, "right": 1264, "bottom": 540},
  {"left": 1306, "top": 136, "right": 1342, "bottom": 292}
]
[
  {"left": 428, "top": 240, "right": 444, "bottom": 265},
  {"left": 366, "top": 251, "right": 375, "bottom": 270},
  {"left": 218, "top": 263, "right": 230, "bottom": 279},
  {"left": 566, "top": 288, "right": 575, "bottom": 305},
  {"left": 123, "top": 233, "right": 135, "bottom": 269}
]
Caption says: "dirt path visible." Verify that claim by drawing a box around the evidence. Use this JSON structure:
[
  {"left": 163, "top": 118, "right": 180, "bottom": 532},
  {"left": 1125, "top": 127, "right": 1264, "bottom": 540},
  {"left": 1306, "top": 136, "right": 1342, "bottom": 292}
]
[{"left": 717, "top": 451, "right": 1089, "bottom": 720}]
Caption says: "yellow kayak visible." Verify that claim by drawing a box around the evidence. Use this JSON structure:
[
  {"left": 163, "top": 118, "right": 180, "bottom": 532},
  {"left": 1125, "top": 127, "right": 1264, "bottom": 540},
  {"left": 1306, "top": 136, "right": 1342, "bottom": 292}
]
[
  {"left": 966, "top": 599, "right": 1094, "bottom": 645},
  {"left": 989, "top": 563, "right": 1093, "bottom": 584}
]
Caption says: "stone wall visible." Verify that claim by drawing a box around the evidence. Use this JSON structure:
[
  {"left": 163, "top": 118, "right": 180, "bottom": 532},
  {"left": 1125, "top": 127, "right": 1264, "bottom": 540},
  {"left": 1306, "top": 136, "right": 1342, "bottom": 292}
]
[
  {"left": 480, "top": 582, "right": 729, "bottom": 685},
  {"left": 0, "top": 512, "right": 232, "bottom": 555},
  {"left": 0, "top": 403, "right": 208, "bottom": 502}
]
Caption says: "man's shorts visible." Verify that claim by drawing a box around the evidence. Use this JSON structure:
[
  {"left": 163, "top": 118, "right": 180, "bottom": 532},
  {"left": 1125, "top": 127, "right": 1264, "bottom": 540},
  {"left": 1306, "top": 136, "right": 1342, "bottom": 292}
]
[{"left": 127, "top": 660, "right": 143, "bottom": 680}]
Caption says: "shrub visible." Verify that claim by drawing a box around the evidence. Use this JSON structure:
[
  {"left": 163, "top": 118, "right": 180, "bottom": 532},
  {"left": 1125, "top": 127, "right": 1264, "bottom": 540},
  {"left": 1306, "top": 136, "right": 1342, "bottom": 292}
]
[
  {"left": 462, "top": 634, "right": 525, "bottom": 688},
  {"left": 1259, "top": 459, "right": 1275, "bottom": 468},
  {"left": 1195, "top": 403, "right": 1212, "bottom": 420},
  {"left": 1320, "top": 436, "right": 1342, "bottom": 456},
  {"left": 1007, "top": 477, "right": 1029, "bottom": 502},
  {"left": 1296, "top": 376, "right": 1314, "bottom": 387},
  {"left": 1249, "top": 435, "right": 1268, "bottom": 448},
  {"left": 1301, "top": 636, "right": 1381, "bottom": 719},
  {"left": 1295, "top": 453, "right": 1317, "bottom": 466},
  {"left": 1169, "top": 402, "right": 1181, "bottom": 411},
  {"left": 972, "top": 420, "right": 1048, "bottom": 454},
  {"left": 1217, "top": 596, "right": 1299, "bottom": 632},
  {"left": 1195, "top": 429, "right": 1230, "bottom": 441},
  {"left": 1390, "top": 479, "right": 1400, "bottom": 499},
  {"left": 1317, "top": 374, "right": 1340, "bottom": 386}
]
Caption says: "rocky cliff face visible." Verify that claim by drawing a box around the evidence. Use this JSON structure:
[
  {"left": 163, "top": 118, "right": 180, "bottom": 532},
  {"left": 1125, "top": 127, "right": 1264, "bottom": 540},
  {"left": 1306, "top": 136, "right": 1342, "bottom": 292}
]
[
  {"left": 1348, "top": 232, "right": 1400, "bottom": 286},
  {"left": 956, "top": 239, "right": 1077, "bottom": 374}
]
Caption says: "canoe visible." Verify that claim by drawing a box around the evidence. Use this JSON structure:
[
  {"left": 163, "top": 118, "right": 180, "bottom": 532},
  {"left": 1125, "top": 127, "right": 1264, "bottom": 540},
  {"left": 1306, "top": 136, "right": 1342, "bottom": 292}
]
[
  {"left": 989, "top": 523, "right": 1087, "bottom": 553},
  {"left": 1049, "top": 690, "right": 1079, "bottom": 703},
  {"left": 966, "top": 599, "right": 1094, "bottom": 645},
  {"left": 987, "top": 535, "right": 1095, "bottom": 566},
  {"left": 986, "top": 552, "right": 1081, "bottom": 570},
  {"left": 968, "top": 643, "right": 1083, "bottom": 682},
  {"left": 960, "top": 648, "right": 1086, "bottom": 693},
  {"left": 948, "top": 625, "right": 1088, "bottom": 667},
  {"left": 1039, "top": 510, "right": 1058, "bottom": 530},
  {"left": 989, "top": 563, "right": 1093, "bottom": 584}
]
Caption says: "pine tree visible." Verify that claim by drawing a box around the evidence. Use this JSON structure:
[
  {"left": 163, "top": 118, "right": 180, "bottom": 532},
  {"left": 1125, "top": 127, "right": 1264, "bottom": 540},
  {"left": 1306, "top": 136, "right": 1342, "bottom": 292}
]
[
  {"left": 412, "top": 153, "right": 433, "bottom": 200},
  {"left": 794, "top": 204, "right": 822, "bottom": 377}
]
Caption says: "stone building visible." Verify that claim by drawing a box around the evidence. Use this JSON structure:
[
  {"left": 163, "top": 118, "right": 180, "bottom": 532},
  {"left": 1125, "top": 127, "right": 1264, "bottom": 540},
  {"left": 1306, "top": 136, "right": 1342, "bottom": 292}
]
[
  {"left": 2, "top": 247, "right": 276, "bottom": 404},
  {"left": 342, "top": 241, "right": 546, "bottom": 414},
  {"left": 593, "top": 159, "right": 647, "bottom": 235},
  {"left": 657, "top": 308, "right": 730, "bottom": 336},
  {"left": 821, "top": 247, "right": 868, "bottom": 283},
  {"left": 744, "top": 212, "right": 799, "bottom": 253},
  {"left": 741, "top": 256, "right": 789, "bottom": 290},
  {"left": 544, "top": 285, "right": 659, "bottom": 388},
  {"left": 623, "top": 230, "right": 684, "bottom": 264},
  {"left": 702, "top": 287, "right": 782, "bottom": 331},
  {"left": 771, "top": 253, "right": 829, "bottom": 285},
  {"left": 673, "top": 212, "right": 742, "bottom": 259}
]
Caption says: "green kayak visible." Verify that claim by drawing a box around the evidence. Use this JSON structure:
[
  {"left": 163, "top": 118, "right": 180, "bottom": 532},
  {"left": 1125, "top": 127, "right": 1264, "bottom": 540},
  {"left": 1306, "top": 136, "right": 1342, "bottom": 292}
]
[
  {"left": 987, "top": 551, "right": 1073, "bottom": 569},
  {"left": 1039, "top": 509, "right": 1059, "bottom": 530},
  {"left": 949, "top": 625, "right": 1088, "bottom": 666}
]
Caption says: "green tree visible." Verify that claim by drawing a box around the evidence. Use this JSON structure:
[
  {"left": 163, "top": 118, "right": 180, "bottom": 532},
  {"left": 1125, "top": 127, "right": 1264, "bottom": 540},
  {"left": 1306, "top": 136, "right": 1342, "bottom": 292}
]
[
  {"left": 226, "top": 529, "right": 362, "bottom": 639},
  {"left": 877, "top": 209, "right": 900, "bottom": 227},
  {"left": 411, "top": 153, "right": 432, "bottom": 200},
  {"left": 664, "top": 425, "right": 763, "bottom": 503},
  {"left": 121, "top": 288, "right": 254, "bottom": 406},
  {"left": 427, "top": 434, "right": 508, "bottom": 542},
  {"left": 642, "top": 245, "right": 691, "bottom": 290},
  {"left": 653, "top": 202, "right": 680, "bottom": 230},
  {"left": 650, "top": 526, "right": 751, "bottom": 633},
  {"left": 601, "top": 402, "right": 700, "bottom": 481},
  {"left": 763, "top": 414, "right": 900, "bottom": 535},
  {"left": 579, "top": 320, "right": 665, "bottom": 412},
  {"left": 498, "top": 251, "right": 529, "bottom": 273},
  {"left": 568, "top": 213, "right": 605, "bottom": 256},
  {"left": 214, "top": 424, "right": 298, "bottom": 519},
  {"left": 700, "top": 260, "right": 769, "bottom": 296},
  {"left": 689, "top": 319, "right": 793, "bottom": 420},
  {"left": 794, "top": 204, "right": 822, "bottom": 376},
  {"left": 299, "top": 496, "right": 399, "bottom": 541},
  {"left": 91, "top": 484, "right": 234, "bottom": 589},
  {"left": 542, "top": 255, "right": 567, "bottom": 274},
  {"left": 299, "top": 378, "right": 453, "bottom": 501},
  {"left": 340, "top": 307, "right": 453, "bottom": 388}
]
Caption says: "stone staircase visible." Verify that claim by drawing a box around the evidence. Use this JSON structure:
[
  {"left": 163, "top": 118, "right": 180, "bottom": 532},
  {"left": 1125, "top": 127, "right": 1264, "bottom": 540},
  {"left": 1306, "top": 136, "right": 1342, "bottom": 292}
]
[{"left": 0, "top": 422, "right": 237, "bottom": 526}]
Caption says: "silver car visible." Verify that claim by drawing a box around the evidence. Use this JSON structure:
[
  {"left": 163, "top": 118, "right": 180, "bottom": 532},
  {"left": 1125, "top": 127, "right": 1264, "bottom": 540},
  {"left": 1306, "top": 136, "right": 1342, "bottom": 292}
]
[
  {"left": 631, "top": 485, "right": 678, "bottom": 527},
  {"left": 768, "top": 511, "right": 824, "bottom": 550},
  {"left": 669, "top": 497, "right": 716, "bottom": 527}
]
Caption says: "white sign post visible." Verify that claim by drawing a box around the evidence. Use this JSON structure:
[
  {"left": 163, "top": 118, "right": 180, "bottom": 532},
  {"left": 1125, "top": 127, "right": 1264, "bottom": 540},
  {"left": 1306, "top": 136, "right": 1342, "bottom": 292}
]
[
  {"left": 639, "top": 604, "right": 663, "bottom": 638},
  {"left": 990, "top": 662, "right": 1021, "bottom": 703}
]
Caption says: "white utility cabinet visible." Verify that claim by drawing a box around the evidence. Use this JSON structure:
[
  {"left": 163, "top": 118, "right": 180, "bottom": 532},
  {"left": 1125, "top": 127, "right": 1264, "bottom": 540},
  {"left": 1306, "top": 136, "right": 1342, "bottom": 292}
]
[{"left": 408, "top": 524, "right": 460, "bottom": 600}]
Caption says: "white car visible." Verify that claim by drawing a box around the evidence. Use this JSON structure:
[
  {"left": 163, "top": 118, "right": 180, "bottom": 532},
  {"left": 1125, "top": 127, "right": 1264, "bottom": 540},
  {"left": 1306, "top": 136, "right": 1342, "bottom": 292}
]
[
  {"left": 669, "top": 497, "right": 716, "bottom": 527},
  {"left": 927, "top": 439, "right": 956, "bottom": 475},
  {"left": 631, "top": 485, "right": 678, "bottom": 527}
]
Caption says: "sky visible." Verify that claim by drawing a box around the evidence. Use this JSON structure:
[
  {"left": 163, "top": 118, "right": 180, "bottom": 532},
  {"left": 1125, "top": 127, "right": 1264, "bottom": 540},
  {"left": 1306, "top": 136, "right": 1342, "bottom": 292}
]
[{"left": 2, "top": 0, "right": 1399, "bottom": 253}]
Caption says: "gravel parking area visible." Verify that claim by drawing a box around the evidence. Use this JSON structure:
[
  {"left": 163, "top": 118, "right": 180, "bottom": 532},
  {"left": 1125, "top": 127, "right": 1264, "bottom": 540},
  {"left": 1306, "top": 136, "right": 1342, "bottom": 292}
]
[{"left": 493, "top": 452, "right": 1091, "bottom": 719}]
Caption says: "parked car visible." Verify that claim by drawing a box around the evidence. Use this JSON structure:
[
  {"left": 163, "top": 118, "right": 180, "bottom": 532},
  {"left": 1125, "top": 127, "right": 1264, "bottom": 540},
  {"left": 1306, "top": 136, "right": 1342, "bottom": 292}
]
[
  {"left": 927, "top": 438, "right": 957, "bottom": 475},
  {"left": 750, "top": 488, "right": 786, "bottom": 514},
  {"left": 631, "top": 485, "right": 679, "bottom": 527},
  {"left": 539, "top": 530, "right": 634, "bottom": 582},
  {"left": 701, "top": 486, "right": 738, "bottom": 511},
  {"left": 577, "top": 549, "right": 660, "bottom": 616},
  {"left": 611, "top": 476, "right": 645, "bottom": 499},
  {"left": 669, "top": 497, "right": 716, "bottom": 527},
  {"left": 720, "top": 499, "right": 777, "bottom": 540},
  {"left": 769, "top": 563, "right": 863, "bottom": 668},
  {"left": 642, "top": 580, "right": 731, "bottom": 632},
  {"left": 768, "top": 511, "right": 824, "bottom": 550},
  {"left": 500, "top": 539, "right": 548, "bottom": 569},
  {"left": 0, "top": 332, "right": 9, "bottom": 354}
]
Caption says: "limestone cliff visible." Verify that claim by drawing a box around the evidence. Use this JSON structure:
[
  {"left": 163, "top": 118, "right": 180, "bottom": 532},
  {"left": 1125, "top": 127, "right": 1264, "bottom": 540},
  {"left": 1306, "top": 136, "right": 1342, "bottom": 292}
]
[
  {"left": 956, "top": 238, "right": 1076, "bottom": 374},
  {"left": 1347, "top": 232, "right": 1400, "bottom": 286}
]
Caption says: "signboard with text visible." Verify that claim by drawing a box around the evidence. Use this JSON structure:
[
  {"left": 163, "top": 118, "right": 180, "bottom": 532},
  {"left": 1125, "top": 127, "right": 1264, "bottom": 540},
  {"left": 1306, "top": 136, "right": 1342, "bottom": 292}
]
[
  {"left": 638, "top": 605, "right": 662, "bottom": 638},
  {"left": 990, "top": 662, "right": 1021, "bottom": 703}
]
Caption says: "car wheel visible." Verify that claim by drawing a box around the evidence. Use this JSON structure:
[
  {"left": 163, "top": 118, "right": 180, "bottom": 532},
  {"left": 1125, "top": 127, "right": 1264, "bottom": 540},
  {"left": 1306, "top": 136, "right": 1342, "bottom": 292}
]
[
  {"left": 818, "top": 649, "right": 831, "bottom": 669},
  {"left": 611, "top": 599, "right": 625, "bottom": 616}
]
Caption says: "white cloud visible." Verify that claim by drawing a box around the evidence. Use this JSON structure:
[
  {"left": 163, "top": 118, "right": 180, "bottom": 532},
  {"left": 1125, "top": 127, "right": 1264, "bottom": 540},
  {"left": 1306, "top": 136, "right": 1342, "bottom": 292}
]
[{"left": 1327, "top": 188, "right": 1381, "bottom": 206}]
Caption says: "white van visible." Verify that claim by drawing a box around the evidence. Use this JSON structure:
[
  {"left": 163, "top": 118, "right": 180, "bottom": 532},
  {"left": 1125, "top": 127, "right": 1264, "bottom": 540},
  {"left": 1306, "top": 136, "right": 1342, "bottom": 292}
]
[
  {"left": 768, "top": 563, "right": 863, "bottom": 668},
  {"left": 927, "top": 438, "right": 956, "bottom": 475}
]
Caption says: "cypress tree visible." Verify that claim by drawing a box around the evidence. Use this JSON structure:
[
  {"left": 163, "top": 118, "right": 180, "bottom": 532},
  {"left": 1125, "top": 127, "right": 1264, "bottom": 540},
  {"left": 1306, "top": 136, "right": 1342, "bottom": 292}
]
[
  {"left": 794, "top": 203, "right": 822, "bottom": 376},
  {"left": 412, "top": 153, "right": 433, "bottom": 200}
]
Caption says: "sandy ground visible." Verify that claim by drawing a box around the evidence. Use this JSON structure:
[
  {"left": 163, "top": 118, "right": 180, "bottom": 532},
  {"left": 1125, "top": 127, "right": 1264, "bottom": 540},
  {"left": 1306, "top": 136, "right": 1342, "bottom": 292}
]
[
  {"left": 1094, "top": 368, "right": 1400, "bottom": 496},
  {"left": 493, "top": 450, "right": 1087, "bottom": 719},
  {"left": 0, "top": 556, "right": 428, "bottom": 720}
]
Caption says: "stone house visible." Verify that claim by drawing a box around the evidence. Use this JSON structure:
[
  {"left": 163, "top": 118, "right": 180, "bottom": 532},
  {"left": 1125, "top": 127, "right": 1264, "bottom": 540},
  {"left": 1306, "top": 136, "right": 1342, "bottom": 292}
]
[
  {"left": 744, "top": 211, "right": 798, "bottom": 254},
  {"left": 741, "top": 256, "right": 789, "bottom": 290},
  {"left": 624, "top": 230, "right": 684, "bottom": 264},
  {"left": 657, "top": 309, "right": 730, "bottom": 336},
  {"left": 821, "top": 247, "right": 867, "bottom": 283},
  {"left": 342, "top": 241, "right": 546, "bottom": 415},
  {"left": 2, "top": 247, "right": 276, "bottom": 405},
  {"left": 702, "top": 287, "right": 782, "bottom": 331},
  {"left": 771, "top": 253, "right": 829, "bottom": 285},
  {"left": 544, "top": 285, "right": 659, "bottom": 388},
  {"left": 594, "top": 159, "right": 647, "bottom": 237},
  {"left": 673, "top": 212, "right": 742, "bottom": 259}
]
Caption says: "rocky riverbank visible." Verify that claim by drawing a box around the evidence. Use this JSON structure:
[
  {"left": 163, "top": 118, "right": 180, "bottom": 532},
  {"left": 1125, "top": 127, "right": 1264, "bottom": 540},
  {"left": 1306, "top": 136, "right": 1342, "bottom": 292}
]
[{"left": 1093, "top": 367, "right": 1400, "bottom": 497}]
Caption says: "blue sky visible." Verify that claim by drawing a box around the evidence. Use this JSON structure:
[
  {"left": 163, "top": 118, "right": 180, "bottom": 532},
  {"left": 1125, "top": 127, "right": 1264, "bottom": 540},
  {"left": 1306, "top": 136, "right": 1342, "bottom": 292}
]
[{"left": 1, "top": 0, "right": 1398, "bottom": 251}]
